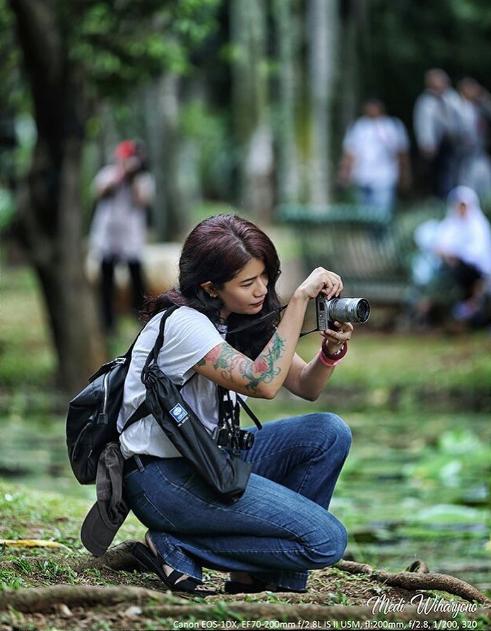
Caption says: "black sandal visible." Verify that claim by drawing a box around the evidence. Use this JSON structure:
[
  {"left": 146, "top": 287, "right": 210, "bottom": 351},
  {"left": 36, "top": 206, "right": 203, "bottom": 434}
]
[{"left": 130, "top": 541, "right": 216, "bottom": 595}]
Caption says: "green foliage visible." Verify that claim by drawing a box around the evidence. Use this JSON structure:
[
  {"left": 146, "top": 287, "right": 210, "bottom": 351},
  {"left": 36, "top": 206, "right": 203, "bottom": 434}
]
[
  {"left": 365, "top": 0, "right": 491, "bottom": 125},
  {"left": 0, "top": 0, "right": 220, "bottom": 144},
  {"left": 66, "top": 0, "right": 220, "bottom": 95},
  {"left": 0, "top": 187, "right": 14, "bottom": 230},
  {"left": 0, "top": 0, "right": 22, "bottom": 111},
  {"left": 404, "top": 428, "right": 491, "bottom": 498},
  {"left": 180, "top": 100, "right": 236, "bottom": 199}
]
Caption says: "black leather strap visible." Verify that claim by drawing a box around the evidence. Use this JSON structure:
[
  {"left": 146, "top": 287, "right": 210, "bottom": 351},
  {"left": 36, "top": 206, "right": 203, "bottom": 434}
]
[
  {"left": 124, "top": 453, "right": 162, "bottom": 475},
  {"left": 236, "top": 395, "right": 262, "bottom": 430},
  {"left": 142, "top": 305, "right": 180, "bottom": 374}
]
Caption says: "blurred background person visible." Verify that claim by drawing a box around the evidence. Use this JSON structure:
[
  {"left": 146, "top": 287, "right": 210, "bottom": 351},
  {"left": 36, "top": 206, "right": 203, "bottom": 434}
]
[
  {"left": 89, "top": 140, "right": 155, "bottom": 334},
  {"left": 456, "top": 77, "right": 491, "bottom": 202},
  {"left": 413, "top": 68, "right": 463, "bottom": 199},
  {"left": 412, "top": 186, "right": 491, "bottom": 328},
  {"left": 338, "top": 98, "right": 411, "bottom": 221}
]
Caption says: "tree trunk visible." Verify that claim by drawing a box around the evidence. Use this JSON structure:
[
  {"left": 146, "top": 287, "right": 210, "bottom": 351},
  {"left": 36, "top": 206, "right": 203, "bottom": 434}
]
[
  {"left": 10, "top": 0, "right": 105, "bottom": 393},
  {"left": 231, "top": 0, "right": 274, "bottom": 220},
  {"left": 143, "top": 80, "right": 168, "bottom": 240},
  {"left": 307, "top": 0, "right": 339, "bottom": 208},
  {"left": 157, "top": 72, "right": 188, "bottom": 240},
  {"left": 337, "top": 0, "right": 369, "bottom": 138},
  {"left": 274, "top": 0, "right": 300, "bottom": 204}
]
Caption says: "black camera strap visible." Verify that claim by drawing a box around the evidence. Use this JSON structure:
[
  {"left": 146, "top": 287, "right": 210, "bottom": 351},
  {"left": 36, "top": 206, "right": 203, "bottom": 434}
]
[
  {"left": 217, "top": 386, "right": 262, "bottom": 430},
  {"left": 236, "top": 395, "right": 262, "bottom": 430},
  {"left": 216, "top": 302, "right": 319, "bottom": 441},
  {"left": 216, "top": 386, "right": 262, "bottom": 453},
  {"left": 227, "top": 304, "right": 317, "bottom": 337}
]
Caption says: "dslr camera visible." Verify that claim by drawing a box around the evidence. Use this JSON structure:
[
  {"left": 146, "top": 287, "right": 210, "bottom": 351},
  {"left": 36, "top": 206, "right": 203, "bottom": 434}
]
[
  {"left": 216, "top": 425, "right": 254, "bottom": 451},
  {"left": 316, "top": 296, "right": 370, "bottom": 330},
  {"left": 214, "top": 392, "right": 255, "bottom": 452}
]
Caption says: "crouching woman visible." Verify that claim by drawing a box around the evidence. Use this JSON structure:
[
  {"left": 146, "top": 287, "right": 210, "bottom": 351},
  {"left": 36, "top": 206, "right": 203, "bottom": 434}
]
[{"left": 119, "top": 214, "right": 353, "bottom": 594}]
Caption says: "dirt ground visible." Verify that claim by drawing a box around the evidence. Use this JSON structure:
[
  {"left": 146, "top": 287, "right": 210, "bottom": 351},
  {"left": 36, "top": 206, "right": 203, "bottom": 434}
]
[{"left": 0, "top": 559, "right": 489, "bottom": 631}]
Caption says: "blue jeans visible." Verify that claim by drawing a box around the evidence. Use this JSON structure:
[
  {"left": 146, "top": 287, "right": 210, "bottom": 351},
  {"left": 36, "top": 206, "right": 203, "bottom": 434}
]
[
  {"left": 123, "top": 412, "right": 351, "bottom": 591},
  {"left": 357, "top": 184, "right": 395, "bottom": 221}
]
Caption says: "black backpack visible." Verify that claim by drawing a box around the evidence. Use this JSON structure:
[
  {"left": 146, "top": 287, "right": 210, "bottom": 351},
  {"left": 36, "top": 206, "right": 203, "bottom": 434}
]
[
  {"left": 66, "top": 308, "right": 178, "bottom": 485},
  {"left": 66, "top": 306, "right": 261, "bottom": 499}
]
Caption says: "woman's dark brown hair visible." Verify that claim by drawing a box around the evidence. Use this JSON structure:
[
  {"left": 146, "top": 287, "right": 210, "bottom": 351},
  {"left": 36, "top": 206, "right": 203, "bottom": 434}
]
[{"left": 141, "top": 214, "right": 282, "bottom": 359}]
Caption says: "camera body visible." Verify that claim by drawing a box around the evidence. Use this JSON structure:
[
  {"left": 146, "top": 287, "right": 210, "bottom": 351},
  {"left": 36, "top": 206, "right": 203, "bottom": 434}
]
[
  {"left": 216, "top": 425, "right": 255, "bottom": 451},
  {"left": 316, "top": 296, "right": 370, "bottom": 330}
]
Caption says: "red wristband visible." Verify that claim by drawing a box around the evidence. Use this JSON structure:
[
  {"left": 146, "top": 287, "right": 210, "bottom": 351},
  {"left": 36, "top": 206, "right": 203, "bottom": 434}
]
[{"left": 319, "top": 341, "right": 348, "bottom": 367}]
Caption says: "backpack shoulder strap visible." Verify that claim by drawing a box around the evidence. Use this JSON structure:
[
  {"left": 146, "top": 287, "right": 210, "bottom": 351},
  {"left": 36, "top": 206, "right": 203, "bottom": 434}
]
[
  {"left": 143, "top": 305, "right": 180, "bottom": 373},
  {"left": 121, "top": 305, "right": 181, "bottom": 434},
  {"left": 121, "top": 400, "right": 147, "bottom": 433}
]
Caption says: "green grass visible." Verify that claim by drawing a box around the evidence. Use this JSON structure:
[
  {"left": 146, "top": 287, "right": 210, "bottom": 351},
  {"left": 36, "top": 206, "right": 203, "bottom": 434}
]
[
  {"left": 2, "top": 263, "right": 491, "bottom": 398},
  {"left": 0, "top": 479, "right": 145, "bottom": 551},
  {"left": 0, "top": 262, "right": 490, "bottom": 600},
  {"left": 295, "top": 329, "right": 491, "bottom": 393},
  {"left": 0, "top": 266, "right": 55, "bottom": 387}
]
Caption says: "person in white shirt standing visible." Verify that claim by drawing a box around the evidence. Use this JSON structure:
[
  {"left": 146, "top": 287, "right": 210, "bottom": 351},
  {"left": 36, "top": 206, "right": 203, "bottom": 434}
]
[
  {"left": 89, "top": 140, "right": 155, "bottom": 333},
  {"left": 413, "top": 68, "right": 464, "bottom": 199},
  {"left": 338, "top": 99, "right": 410, "bottom": 221},
  {"left": 456, "top": 77, "right": 491, "bottom": 201}
]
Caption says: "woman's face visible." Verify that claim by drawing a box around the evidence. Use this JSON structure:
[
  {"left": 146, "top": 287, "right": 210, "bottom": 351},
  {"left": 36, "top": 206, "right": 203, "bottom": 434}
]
[
  {"left": 457, "top": 201, "right": 469, "bottom": 217},
  {"left": 212, "top": 257, "right": 269, "bottom": 319}
]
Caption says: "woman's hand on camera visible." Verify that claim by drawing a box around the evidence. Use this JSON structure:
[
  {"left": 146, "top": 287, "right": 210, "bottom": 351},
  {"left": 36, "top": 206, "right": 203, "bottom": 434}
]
[
  {"left": 294, "top": 267, "right": 343, "bottom": 301},
  {"left": 320, "top": 321, "right": 353, "bottom": 355}
]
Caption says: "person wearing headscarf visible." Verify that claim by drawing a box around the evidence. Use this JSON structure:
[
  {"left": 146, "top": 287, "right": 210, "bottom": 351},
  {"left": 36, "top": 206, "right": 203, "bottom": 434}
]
[
  {"left": 413, "top": 186, "right": 491, "bottom": 326},
  {"left": 436, "top": 185, "right": 491, "bottom": 272}
]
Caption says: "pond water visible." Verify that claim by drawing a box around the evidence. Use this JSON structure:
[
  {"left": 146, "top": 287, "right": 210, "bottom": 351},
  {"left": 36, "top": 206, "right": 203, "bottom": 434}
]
[{"left": 0, "top": 396, "right": 490, "bottom": 596}]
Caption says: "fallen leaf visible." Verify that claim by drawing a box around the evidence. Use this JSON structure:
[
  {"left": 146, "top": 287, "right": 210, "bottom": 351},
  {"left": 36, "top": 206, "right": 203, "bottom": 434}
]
[{"left": 0, "top": 539, "right": 71, "bottom": 551}]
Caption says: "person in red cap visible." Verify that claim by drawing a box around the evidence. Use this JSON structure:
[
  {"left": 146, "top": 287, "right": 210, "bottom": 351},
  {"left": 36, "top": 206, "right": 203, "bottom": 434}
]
[{"left": 89, "top": 140, "right": 155, "bottom": 333}]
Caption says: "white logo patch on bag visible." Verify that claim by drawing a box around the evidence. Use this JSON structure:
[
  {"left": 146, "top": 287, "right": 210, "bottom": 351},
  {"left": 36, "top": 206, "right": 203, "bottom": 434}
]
[{"left": 169, "top": 403, "right": 189, "bottom": 426}]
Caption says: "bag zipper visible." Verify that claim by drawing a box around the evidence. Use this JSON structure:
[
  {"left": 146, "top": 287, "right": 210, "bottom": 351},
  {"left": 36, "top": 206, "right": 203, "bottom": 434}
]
[
  {"left": 98, "top": 357, "right": 125, "bottom": 424},
  {"left": 98, "top": 371, "right": 110, "bottom": 424},
  {"left": 72, "top": 422, "right": 92, "bottom": 461}
]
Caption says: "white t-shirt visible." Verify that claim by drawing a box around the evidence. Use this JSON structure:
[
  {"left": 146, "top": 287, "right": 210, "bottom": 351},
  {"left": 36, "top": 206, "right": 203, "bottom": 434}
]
[
  {"left": 118, "top": 306, "right": 230, "bottom": 459},
  {"left": 413, "top": 89, "right": 463, "bottom": 153},
  {"left": 343, "top": 116, "right": 409, "bottom": 188}
]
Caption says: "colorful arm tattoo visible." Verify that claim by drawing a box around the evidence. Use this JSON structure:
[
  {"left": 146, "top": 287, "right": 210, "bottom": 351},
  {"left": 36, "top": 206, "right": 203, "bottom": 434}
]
[{"left": 196, "top": 333, "right": 286, "bottom": 394}]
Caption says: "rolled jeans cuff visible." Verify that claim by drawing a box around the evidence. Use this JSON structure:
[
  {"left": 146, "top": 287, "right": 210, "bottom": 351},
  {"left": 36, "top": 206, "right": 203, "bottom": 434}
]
[{"left": 150, "top": 530, "right": 203, "bottom": 583}]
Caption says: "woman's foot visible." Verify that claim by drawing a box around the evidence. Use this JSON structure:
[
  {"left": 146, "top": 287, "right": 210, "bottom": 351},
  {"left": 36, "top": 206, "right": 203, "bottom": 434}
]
[
  {"left": 225, "top": 572, "right": 307, "bottom": 594},
  {"left": 145, "top": 532, "right": 191, "bottom": 586},
  {"left": 229, "top": 571, "right": 256, "bottom": 585},
  {"left": 130, "top": 533, "right": 215, "bottom": 594}
]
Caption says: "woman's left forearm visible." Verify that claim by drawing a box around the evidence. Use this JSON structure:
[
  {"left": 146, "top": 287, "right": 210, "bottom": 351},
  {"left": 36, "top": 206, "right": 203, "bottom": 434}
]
[
  {"left": 297, "top": 355, "right": 336, "bottom": 401},
  {"left": 297, "top": 321, "right": 353, "bottom": 400}
]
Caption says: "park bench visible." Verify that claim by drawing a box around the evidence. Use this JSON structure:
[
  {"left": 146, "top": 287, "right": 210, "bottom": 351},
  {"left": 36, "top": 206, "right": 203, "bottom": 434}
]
[{"left": 278, "top": 203, "right": 442, "bottom": 310}]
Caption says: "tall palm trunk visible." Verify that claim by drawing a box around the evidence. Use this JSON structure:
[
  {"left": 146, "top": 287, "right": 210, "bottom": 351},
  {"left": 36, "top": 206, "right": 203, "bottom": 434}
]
[
  {"left": 274, "top": 0, "right": 300, "bottom": 204},
  {"left": 231, "top": 0, "right": 274, "bottom": 220},
  {"left": 307, "top": 0, "right": 339, "bottom": 208}
]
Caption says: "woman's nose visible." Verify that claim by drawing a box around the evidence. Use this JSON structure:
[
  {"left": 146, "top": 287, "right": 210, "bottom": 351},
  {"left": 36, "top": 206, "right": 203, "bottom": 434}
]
[{"left": 254, "top": 279, "right": 267, "bottom": 296}]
